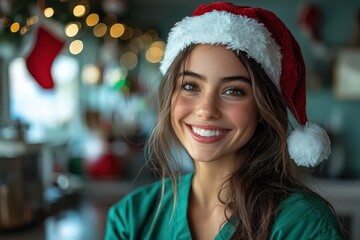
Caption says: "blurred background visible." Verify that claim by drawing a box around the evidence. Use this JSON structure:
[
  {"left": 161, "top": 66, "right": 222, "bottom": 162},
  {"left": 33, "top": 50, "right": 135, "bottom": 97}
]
[{"left": 0, "top": 0, "right": 359, "bottom": 239}]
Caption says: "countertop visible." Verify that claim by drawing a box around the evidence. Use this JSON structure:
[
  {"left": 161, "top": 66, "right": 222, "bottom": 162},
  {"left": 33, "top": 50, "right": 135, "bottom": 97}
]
[{"left": 0, "top": 179, "right": 138, "bottom": 240}]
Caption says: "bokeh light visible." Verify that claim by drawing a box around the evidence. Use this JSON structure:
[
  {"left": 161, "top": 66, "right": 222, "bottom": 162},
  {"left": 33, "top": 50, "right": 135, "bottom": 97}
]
[
  {"left": 82, "top": 64, "right": 101, "bottom": 85},
  {"left": 10, "top": 22, "right": 20, "bottom": 33},
  {"left": 65, "top": 22, "right": 80, "bottom": 37},
  {"left": 26, "top": 16, "right": 38, "bottom": 26},
  {"left": 19, "top": 26, "right": 28, "bottom": 35},
  {"left": 120, "top": 52, "right": 138, "bottom": 70},
  {"left": 145, "top": 41, "right": 165, "bottom": 63},
  {"left": 44, "top": 8, "right": 54, "bottom": 18},
  {"left": 93, "top": 23, "right": 107, "bottom": 37},
  {"left": 146, "top": 29, "right": 158, "bottom": 40},
  {"left": 73, "top": 5, "right": 86, "bottom": 17},
  {"left": 69, "top": 40, "right": 84, "bottom": 55},
  {"left": 104, "top": 65, "right": 128, "bottom": 86},
  {"left": 109, "top": 23, "right": 125, "bottom": 38},
  {"left": 86, "top": 13, "right": 99, "bottom": 27}
]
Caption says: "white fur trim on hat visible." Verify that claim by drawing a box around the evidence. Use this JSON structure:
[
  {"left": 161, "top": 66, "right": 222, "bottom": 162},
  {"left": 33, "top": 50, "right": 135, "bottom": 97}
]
[
  {"left": 287, "top": 122, "right": 331, "bottom": 167},
  {"left": 160, "top": 10, "right": 282, "bottom": 91}
]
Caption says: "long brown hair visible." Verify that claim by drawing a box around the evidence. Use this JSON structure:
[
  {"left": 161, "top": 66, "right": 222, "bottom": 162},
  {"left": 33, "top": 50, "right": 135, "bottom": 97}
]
[
  {"left": 223, "top": 51, "right": 301, "bottom": 239},
  {"left": 145, "top": 44, "right": 337, "bottom": 239}
]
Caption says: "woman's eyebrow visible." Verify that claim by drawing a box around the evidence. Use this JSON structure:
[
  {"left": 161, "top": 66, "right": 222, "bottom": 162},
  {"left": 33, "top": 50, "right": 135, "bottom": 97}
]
[
  {"left": 177, "top": 70, "right": 251, "bottom": 84},
  {"left": 176, "top": 70, "right": 205, "bottom": 80},
  {"left": 222, "top": 76, "right": 251, "bottom": 84}
]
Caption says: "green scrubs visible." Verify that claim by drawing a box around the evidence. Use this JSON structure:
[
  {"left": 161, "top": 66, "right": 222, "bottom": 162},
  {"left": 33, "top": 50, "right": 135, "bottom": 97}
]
[{"left": 105, "top": 173, "right": 343, "bottom": 239}]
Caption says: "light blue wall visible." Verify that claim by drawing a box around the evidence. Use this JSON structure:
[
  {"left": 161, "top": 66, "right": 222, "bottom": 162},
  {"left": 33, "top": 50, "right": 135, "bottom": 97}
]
[{"left": 307, "top": 90, "right": 360, "bottom": 178}]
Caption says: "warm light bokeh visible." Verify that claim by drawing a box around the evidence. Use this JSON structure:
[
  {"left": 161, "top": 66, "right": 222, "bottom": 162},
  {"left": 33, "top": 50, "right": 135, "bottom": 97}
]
[
  {"left": 69, "top": 40, "right": 84, "bottom": 55},
  {"left": 44, "top": 7, "right": 54, "bottom": 18},
  {"left": 86, "top": 13, "right": 99, "bottom": 27}
]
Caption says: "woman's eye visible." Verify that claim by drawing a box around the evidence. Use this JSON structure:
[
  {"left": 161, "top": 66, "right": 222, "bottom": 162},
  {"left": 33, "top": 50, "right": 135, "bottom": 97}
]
[
  {"left": 182, "top": 82, "right": 198, "bottom": 91},
  {"left": 224, "top": 87, "right": 244, "bottom": 96}
]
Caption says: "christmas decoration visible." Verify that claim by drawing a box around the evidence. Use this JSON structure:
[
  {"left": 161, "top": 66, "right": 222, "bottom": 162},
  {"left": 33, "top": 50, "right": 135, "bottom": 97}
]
[
  {"left": 298, "top": 4, "right": 323, "bottom": 43},
  {"left": 26, "top": 25, "right": 65, "bottom": 89}
]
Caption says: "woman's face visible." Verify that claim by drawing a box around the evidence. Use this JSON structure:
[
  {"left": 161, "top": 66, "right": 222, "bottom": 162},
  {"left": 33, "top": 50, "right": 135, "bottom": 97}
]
[{"left": 171, "top": 44, "right": 258, "bottom": 165}]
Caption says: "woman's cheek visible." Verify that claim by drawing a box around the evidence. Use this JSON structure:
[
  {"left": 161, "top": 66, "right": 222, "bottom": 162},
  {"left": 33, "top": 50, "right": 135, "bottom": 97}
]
[
  {"left": 225, "top": 103, "right": 258, "bottom": 125},
  {"left": 172, "top": 95, "right": 195, "bottom": 114}
]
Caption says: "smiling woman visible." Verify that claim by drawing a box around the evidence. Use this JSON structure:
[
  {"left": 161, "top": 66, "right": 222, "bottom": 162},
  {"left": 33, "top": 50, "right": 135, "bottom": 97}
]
[
  {"left": 105, "top": 2, "right": 345, "bottom": 240},
  {"left": 171, "top": 45, "right": 257, "bottom": 168}
]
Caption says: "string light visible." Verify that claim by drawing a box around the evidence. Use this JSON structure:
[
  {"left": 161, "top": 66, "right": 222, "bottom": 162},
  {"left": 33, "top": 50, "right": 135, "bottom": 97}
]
[
  {"left": 44, "top": 7, "right": 54, "bottom": 18},
  {"left": 65, "top": 22, "right": 81, "bottom": 37},
  {"left": 145, "top": 41, "right": 165, "bottom": 64},
  {"left": 73, "top": 5, "right": 86, "bottom": 17},
  {"left": 82, "top": 64, "right": 101, "bottom": 85},
  {"left": 120, "top": 52, "right": 138, "bottom": 70},
  {"left": 1, "top": 0, "right": 166, "bottom": 81},
  {"left": 110, "top": 23, "right": 125, "bottom": 38},
  {"left": 145, "top": 29, "right": 158, "bottom": 40},
  {"left": 93, "top": 23, "right": 107, "bottom": 37},
  {"left": 86, "top": 13, "right": 99, "bottom": 27},
  {"left": 26, "top": 16, "right": 38, "bottom": 26},
  {"left": 10, "top": 22, "right": 20, "bottom": 33},
  {"left": 20, "top": 26, "right": 29, "bottom": 35},
  {"left": 1, "top": 18, "right": 11, "bottom": 28},
  {"left": 69, "top": 40, "right": 84, "bottom": 55}
]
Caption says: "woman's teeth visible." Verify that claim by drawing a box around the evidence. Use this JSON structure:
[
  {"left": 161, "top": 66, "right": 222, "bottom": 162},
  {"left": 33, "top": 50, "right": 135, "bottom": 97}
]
[{"left": 191, "top": 127, "right": 225, "bottom": 137}]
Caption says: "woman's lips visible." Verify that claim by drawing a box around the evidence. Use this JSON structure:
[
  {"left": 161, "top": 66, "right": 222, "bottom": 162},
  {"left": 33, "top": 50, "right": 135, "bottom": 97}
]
[
  {"left": 191, "top": 126, "right": 226, "bottom": 137},
  {"left": 187, "top": 124, "right": 229, "bottom": 143}
]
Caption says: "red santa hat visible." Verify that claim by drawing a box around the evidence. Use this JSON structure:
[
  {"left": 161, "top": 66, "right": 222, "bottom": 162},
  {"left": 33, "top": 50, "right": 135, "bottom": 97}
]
[{"left": 160, "top": 2, "right": 331, "bottom": 167}]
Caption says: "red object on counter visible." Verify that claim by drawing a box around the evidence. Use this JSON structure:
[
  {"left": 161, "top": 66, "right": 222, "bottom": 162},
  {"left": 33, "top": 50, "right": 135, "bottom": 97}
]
[{"left": 85, "top": 151, "right": 123, "bottom": 179}]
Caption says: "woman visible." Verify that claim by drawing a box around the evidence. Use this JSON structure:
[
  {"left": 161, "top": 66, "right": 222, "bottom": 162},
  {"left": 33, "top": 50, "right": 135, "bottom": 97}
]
[{"left": 105, "top": 2, "right": 344, "bottom": 239}]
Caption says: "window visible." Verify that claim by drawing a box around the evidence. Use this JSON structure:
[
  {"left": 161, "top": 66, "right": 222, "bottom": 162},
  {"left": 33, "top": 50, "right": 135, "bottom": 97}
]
[{"left": 9, "top": 55, "right": 79, "bottom": 142}]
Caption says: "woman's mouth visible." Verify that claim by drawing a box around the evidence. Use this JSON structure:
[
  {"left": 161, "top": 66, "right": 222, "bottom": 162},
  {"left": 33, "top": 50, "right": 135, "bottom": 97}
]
[
  {"left": 188, "top": 125, "right": 229, "bottom": 143},
  {"left": 191, "top": 126, "right": 226, "bottom": 137}
]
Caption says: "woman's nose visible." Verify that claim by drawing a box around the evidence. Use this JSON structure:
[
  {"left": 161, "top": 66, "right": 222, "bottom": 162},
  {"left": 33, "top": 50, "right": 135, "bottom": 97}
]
[{"left": 195, "top": 93, "right": 221, "bottom": 120}]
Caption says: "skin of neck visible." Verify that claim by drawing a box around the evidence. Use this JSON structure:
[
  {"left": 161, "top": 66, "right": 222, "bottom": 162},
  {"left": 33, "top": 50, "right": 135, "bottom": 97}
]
[{"left": 191, "top": 160, "right": 235, "bottom": 208}]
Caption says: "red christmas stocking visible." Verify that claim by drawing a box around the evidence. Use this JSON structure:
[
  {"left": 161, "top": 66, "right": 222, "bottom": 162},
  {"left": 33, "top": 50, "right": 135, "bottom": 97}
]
[{"left": 26, "top": 26, "right": 65, "bottom": 89}]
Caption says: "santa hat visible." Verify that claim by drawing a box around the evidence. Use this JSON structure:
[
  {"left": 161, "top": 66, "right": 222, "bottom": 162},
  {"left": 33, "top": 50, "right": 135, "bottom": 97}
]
[{"left": 160, "top": 2, "right": 331, "bottom": 167}]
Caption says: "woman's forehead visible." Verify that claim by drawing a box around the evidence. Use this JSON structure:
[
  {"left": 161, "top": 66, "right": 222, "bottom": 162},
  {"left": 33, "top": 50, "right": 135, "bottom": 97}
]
[{"left": 182, "top": 44, "right": 249, "bottom": 78}]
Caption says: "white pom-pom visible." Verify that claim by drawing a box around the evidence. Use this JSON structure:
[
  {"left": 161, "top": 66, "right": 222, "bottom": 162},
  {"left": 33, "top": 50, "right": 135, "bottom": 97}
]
[{"left": 287, "top": 122, "right": 331, "bottom": 167}]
